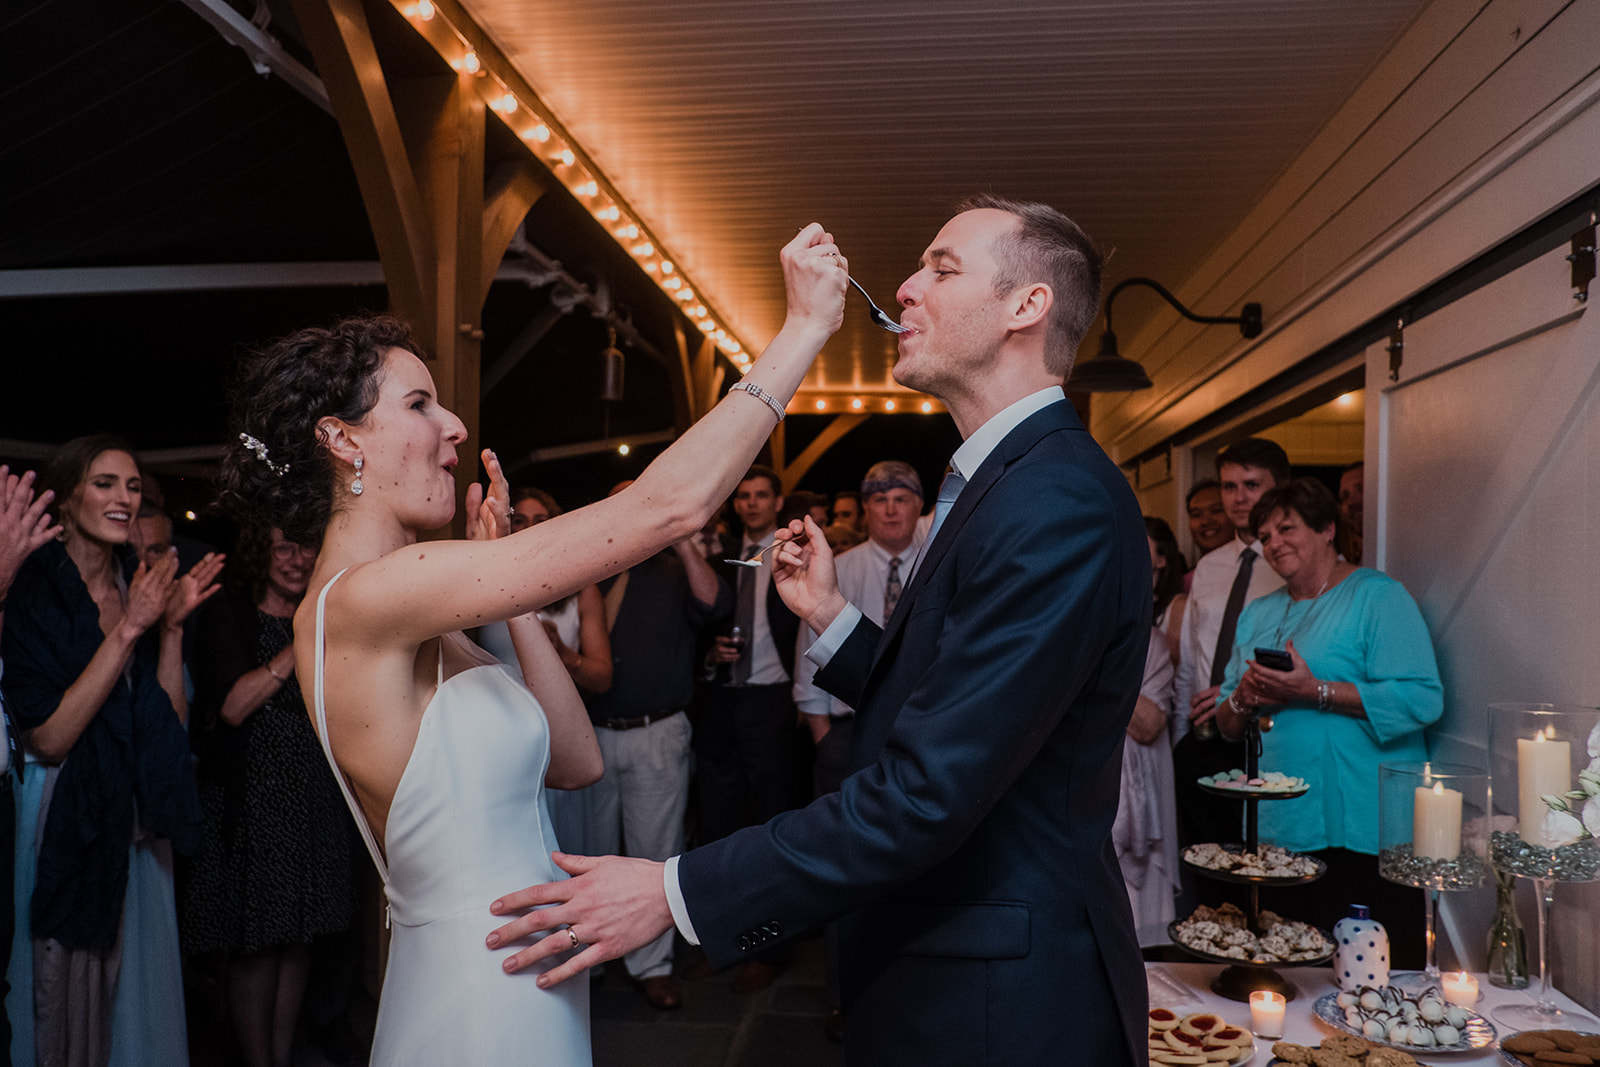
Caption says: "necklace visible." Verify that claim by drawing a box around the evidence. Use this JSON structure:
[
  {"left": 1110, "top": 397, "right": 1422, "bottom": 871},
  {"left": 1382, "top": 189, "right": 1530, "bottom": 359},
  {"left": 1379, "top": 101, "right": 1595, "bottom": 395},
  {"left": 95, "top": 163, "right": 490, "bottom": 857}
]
[{"left": 1273, "top": 573, "right": 1333, "bottom": 647}]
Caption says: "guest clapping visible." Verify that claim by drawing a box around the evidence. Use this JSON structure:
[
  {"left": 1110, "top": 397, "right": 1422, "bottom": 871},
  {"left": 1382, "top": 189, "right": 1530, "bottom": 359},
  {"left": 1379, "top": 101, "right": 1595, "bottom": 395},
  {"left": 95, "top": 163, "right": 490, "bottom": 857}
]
[{"left": 1, "top": 435, "right": 222, "bottom": 1065}]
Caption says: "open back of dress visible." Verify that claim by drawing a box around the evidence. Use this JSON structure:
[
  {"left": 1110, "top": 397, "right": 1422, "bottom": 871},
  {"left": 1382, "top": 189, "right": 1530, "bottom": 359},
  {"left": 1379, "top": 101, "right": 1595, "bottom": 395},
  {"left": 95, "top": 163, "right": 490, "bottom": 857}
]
[{"left": 312, "top": 570, "right": 591, "bottom": 1066}]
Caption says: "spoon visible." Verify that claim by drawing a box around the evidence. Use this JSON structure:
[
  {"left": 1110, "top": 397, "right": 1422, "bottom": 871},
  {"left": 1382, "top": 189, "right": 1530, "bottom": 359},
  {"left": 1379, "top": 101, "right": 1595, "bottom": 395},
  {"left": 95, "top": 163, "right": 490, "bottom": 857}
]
[{"left": 724, "top": 533, "right": 809, "bottom": 568}]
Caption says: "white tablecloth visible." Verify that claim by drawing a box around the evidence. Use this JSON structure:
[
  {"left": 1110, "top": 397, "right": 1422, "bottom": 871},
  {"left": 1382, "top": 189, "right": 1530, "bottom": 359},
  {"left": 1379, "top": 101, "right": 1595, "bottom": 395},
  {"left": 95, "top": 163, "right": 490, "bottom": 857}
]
[{"left": 1145, "top": 963, "right": 1596, "bottom": 1065}]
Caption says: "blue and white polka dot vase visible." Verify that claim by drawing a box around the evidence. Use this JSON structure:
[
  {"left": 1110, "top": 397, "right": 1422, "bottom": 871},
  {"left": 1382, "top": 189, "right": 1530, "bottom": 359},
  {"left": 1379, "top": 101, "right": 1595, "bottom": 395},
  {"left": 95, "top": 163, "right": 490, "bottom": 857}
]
[{"left": 1333, "top": 904, "right": 1390, "bottom": 991}]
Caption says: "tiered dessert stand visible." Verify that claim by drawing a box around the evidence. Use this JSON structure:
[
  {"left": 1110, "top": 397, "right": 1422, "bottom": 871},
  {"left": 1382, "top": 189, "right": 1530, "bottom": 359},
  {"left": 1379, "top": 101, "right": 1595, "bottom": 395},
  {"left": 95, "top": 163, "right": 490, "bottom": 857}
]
[{"left": 1171, "top": 715, "right": 1333, "bottom": 1002}]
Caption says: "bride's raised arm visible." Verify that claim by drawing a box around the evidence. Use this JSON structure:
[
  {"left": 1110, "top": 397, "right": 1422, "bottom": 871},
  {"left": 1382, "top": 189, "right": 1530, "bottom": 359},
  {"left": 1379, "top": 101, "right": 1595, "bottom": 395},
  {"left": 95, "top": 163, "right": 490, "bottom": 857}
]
[{"left": 220, "top": 224, "right": 846, "bottom": 648}]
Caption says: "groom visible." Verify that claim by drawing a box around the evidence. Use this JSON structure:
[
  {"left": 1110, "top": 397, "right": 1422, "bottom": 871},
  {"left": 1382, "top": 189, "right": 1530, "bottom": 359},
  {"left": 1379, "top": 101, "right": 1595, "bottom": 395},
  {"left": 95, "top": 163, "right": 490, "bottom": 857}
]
[{"left": 489, "top": 196, "right": 1151, "bottom": 1064}]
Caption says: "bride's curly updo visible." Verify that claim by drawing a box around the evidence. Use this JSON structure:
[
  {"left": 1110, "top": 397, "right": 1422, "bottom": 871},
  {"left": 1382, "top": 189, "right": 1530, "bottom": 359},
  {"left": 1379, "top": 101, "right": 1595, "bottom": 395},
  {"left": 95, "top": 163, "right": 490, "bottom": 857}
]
[{"left": 217, "top": 314, "right": 422, "bottom": 545}]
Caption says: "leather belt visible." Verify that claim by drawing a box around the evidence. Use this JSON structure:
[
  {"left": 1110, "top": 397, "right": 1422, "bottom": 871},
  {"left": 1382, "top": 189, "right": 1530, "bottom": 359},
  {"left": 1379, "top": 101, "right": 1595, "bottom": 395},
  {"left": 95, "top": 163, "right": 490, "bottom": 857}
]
[{"left": 599, "top": 707, "right": 683, "bottom": 732}]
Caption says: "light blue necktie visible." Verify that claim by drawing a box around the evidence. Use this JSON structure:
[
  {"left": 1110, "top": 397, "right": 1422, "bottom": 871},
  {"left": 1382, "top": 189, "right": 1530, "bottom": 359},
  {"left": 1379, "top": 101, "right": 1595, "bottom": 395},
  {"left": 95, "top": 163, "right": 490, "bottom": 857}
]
[{"left": 926, "top": 468, "right": 966, "bottom": 545}]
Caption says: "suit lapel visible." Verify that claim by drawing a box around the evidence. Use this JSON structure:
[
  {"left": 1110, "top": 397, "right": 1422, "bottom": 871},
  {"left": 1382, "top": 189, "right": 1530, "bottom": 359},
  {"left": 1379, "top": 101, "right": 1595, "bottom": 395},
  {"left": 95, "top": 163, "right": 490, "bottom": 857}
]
[{"left": 867, "top": 400, "right": 1078, "bottom": 677}]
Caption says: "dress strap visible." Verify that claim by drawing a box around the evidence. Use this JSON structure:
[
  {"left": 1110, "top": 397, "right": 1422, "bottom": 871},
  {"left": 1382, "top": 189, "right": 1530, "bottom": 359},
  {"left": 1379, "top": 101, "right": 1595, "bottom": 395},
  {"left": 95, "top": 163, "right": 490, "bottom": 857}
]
[{"left": 313, "top": 569, "right": 391, "bottom": 885}]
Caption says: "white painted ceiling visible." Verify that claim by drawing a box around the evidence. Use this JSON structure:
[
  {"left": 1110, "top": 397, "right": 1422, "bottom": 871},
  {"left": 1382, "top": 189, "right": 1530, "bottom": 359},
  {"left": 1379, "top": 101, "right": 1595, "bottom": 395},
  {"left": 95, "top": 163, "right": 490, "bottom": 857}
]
[{"left": 460, "top": 0, "right": 1432, "bottom": 401}]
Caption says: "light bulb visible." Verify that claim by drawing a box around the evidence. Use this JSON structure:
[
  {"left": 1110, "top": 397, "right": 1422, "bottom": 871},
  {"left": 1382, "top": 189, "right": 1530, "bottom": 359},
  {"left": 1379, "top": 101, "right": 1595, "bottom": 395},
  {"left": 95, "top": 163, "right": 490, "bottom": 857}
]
[
  {"left": 660, "top": 261, "right": 673, "bottom": 274},
  {"left": 884, "top": 400, "right": 896, "bottom": 412},
  {"left": 921, "top": 401, "right": 933, "bottom": 413},
  {"left": 559, "top": 149, "right": 575, "bottom": 166},
  {"left": 532, "top": 124, "right": 550, "bottom": 142},
  {"left": 850, "top": 398, "right": 863, "bottom": 410},
  {"left": 415, "top": 0, "right": 435, "bottom": 19},
  {"left": 497, "top": 93, "right": 517, "bottom": 113},
  {"left": 462, "top": 51, "right": 480, "bottom": 73},
  {"left": 814, "top": 400, "right": 827, "bottom": 410},
  {"left": 618, "top": 444, "right": 631, "bottom": 456}
]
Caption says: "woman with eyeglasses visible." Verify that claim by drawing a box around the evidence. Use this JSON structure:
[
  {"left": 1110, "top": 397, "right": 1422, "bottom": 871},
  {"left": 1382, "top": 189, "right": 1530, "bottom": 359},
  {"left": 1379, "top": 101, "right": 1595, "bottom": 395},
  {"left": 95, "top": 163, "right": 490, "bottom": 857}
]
[{"left": 184, "top": 526, "right": 355, "bottom": 1067}]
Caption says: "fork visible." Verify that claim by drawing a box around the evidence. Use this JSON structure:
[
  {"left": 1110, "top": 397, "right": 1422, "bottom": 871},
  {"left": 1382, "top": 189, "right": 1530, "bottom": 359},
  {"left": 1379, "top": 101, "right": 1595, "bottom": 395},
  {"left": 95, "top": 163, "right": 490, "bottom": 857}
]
[{"left": 846, "top": 275, "right": 910, "bottom": 334}]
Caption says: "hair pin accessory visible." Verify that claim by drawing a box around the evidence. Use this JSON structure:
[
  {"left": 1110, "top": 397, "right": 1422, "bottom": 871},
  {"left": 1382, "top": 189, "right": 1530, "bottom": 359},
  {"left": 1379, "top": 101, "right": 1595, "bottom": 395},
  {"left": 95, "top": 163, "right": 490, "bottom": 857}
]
[{"left": 239, "top": 432, "right": 290, "bottom": 476}]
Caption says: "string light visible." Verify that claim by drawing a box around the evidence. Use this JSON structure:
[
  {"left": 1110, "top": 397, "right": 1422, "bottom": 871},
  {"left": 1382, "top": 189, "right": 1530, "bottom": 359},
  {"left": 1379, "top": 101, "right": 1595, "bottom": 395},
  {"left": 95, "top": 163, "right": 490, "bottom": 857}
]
[
  {"left": 850, "top": 398, "right": 863, "bottom": 410},
  {"left": 921, "top": 401, "right": 934, "bottom": 413},
  {"left": 884, "top": 400, "right": 896, "bottom": 412},
  {"left": 618, "top": 444, "right": 631, "bottom": 456},
  {"left": 392, "top": 0, "right": 751, "bottom": 378},
  {"left": 815, "top": 400, "right": 827, "bottom": 410}
]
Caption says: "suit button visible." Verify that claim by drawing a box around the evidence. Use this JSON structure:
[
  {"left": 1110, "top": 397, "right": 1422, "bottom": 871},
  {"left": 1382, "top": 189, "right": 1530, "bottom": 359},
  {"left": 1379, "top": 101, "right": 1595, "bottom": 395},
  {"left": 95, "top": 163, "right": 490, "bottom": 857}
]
[{"left": 770, "top": 921, "right": 784, "bottom": 936}]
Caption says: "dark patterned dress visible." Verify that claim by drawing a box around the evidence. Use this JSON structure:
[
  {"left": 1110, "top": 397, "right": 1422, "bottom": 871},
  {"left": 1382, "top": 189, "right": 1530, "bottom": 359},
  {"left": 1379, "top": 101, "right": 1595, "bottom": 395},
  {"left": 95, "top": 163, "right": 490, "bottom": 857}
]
[{"left": 183, "top": 604, "right": 356, "bottom": 954}]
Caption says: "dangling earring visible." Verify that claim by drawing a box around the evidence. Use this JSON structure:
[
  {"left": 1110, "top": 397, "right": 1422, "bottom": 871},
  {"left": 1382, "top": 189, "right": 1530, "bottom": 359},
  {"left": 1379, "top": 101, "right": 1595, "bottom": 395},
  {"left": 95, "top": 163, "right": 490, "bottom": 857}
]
[{"left": 351, "top": 457, "right": 364, "bottom": 496}]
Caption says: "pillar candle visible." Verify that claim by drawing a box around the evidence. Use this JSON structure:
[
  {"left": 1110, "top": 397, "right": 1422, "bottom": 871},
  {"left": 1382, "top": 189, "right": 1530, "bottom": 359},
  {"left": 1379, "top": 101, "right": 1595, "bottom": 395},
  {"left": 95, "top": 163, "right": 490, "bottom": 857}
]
[
  {"left": 1518, "top": 729, "right": 1571, "bottom": 845},
  {"left": 1413, "top": 781, "right": 1463, "bottom": 861}
]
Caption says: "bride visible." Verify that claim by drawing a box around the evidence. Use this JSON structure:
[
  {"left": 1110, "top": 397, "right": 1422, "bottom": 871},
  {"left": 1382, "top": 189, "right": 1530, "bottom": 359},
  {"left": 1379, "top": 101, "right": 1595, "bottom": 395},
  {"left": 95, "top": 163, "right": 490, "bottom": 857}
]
[{"left": 216, "top": 227, "right": 845, "bottom": 1065}]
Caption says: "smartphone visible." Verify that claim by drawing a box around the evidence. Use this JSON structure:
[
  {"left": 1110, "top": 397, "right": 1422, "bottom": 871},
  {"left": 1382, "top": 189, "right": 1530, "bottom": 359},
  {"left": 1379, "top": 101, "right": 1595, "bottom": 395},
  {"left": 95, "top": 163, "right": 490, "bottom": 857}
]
[{"left": 1253, "top": 647, "right": 1293, "bottom": 671}]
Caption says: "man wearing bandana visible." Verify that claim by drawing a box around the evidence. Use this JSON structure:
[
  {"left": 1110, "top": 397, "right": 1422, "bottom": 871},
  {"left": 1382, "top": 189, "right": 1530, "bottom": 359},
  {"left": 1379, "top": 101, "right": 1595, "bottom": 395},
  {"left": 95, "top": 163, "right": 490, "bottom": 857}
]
[{"left": 793, "top": 461, "right": 926, "bottom": 799}]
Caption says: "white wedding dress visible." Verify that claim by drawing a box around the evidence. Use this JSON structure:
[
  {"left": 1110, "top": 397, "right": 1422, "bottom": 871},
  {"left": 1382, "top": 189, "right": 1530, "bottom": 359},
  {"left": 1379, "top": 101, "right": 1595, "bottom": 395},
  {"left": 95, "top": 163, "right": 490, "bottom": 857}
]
[{"left": 313, "top": 571, "right": 591, "bottom": 1066}]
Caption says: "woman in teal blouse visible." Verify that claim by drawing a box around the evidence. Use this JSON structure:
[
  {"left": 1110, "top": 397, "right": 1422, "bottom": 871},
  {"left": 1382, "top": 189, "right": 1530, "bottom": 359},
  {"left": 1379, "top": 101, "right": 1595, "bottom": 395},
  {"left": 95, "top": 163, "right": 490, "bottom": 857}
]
[{"left": 1216, "top": 477, "right": 1442, "bottom": 966}]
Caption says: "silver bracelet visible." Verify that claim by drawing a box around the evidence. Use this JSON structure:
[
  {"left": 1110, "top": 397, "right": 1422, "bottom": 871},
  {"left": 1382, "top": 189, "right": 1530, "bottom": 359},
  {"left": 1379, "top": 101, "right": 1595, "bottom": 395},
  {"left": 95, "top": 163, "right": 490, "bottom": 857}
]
[
  {"left": 730, "top": 380, "right": 786, "bottom": 423},
  {"left": 1316, "top": 680, "right": 1333, "bottom": 710}
]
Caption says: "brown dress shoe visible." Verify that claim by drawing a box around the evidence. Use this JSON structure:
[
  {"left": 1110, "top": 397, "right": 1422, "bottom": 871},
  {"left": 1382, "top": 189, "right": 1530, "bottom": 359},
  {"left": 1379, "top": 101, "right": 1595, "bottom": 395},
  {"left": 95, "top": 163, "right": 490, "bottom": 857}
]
[
  {"left": 730, "top": 960, "right": 780, "bottom": 993},
  {"left": 640, "top": 975, "right": 683, "bottom": 1010}
]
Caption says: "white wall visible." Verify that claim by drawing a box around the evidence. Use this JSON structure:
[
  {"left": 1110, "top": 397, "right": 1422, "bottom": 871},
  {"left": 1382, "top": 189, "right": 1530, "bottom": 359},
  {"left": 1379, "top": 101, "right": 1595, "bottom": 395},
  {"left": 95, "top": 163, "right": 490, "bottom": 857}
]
[{"left": 1090, "top": 0, "right": 1600, "bottom": 1008}]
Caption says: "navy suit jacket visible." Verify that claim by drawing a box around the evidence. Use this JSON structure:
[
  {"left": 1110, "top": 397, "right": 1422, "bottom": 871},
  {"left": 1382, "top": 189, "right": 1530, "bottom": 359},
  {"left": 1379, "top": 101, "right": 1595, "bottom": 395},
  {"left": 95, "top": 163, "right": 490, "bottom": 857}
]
[{"left": 678, "top": 400, "right": 1151, "bottom": 1064}]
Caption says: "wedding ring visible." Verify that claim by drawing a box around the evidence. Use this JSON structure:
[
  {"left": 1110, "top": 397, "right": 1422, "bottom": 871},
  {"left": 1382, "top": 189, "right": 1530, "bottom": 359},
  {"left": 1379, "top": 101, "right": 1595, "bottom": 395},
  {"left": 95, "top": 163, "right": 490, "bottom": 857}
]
[{"left": 566, "top": 927, "right": 579, "bottom": 950}]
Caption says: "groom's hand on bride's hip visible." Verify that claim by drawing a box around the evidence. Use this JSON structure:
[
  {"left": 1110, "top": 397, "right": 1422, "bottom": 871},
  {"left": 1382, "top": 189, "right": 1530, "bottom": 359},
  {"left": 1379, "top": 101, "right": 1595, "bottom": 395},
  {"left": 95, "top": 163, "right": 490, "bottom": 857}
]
[{"left": 486, "top": 852, "right": 674, "bottom": 988}]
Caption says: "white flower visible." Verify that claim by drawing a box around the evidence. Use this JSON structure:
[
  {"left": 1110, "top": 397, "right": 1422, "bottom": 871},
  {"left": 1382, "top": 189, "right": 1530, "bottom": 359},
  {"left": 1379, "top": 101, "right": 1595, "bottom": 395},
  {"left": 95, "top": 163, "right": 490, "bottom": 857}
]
[
  {"left": 1580, "top": 766, "right": 1600, "bottom": 798},
  {"left": 1542, "top": 809, "right": 1584, "bottom": 848},
  {"left": 1584, "top": 797, "right": 1600, "bottom": 840},
  {"left": 1588, "top": 721, "right": 1600, "bottom": 760},
  {"left": 1541, "top": 794, "right": 1571, "bottom": 814}
]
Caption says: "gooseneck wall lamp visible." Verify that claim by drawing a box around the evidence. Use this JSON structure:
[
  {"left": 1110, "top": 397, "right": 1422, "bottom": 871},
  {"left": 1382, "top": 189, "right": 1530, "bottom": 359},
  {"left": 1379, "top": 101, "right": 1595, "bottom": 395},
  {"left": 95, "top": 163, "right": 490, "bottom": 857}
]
[{"left": 1070, "top": 277, "right": 1264, "bottom": 392}]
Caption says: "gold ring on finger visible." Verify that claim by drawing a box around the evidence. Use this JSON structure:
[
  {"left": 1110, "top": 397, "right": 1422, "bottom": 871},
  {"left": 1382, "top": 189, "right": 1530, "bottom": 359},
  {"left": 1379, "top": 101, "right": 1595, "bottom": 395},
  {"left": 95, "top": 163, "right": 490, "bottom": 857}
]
[{"left": 567, "top": 927, "right": 580, "bottom": 950}]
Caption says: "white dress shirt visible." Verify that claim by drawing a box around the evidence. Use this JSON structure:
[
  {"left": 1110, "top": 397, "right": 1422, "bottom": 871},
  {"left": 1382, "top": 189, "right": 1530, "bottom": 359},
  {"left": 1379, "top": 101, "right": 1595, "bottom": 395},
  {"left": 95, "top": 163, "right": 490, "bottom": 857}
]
[
  {"left": 1174, "top": 535, "right": 1285, "bottom": 732},
  {"left": 793, "top": 533, "right": 926, "bottom": 719},
  {"left": 665, "top": 385, "right": 1067, "bottom": 943},
  {"left": 738, "top": 531, "right": 790, "bottom": 685}
]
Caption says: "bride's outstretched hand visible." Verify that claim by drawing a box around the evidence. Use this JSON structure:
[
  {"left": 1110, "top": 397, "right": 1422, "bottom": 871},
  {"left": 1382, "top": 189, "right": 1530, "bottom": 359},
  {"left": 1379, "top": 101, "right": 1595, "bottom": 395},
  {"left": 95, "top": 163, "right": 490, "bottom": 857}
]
[
  {"left": 465, "top": 449, "right": 512, "bottom": 542},
  {"left": 486, "top": 853, "right": 674, "bottom": 987}
]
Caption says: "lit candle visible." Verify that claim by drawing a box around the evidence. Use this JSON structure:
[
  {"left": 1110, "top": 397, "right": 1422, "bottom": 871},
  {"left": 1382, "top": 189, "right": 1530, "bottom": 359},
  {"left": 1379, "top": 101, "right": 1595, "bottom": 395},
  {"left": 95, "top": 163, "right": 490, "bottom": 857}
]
[
  {"left": 1518, "top": 727, "right": 1571, "bottom": 844},
  {"left": 1249, "top": 990, "right": 1286, "bottom": 1038},
  {"left": 1413, "top": 780, "right": 1463, "bottom": 861},
  {"left": 1441, "top": 971, "right": 1478, "bottom": 1006}
]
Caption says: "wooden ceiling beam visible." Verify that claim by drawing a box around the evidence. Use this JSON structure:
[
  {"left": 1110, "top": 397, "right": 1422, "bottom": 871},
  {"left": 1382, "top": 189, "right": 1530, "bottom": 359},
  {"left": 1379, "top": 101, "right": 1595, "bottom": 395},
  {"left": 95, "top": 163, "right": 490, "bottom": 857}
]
[{"left": 289, "top": 0, "right": 434, "bottom": 321}]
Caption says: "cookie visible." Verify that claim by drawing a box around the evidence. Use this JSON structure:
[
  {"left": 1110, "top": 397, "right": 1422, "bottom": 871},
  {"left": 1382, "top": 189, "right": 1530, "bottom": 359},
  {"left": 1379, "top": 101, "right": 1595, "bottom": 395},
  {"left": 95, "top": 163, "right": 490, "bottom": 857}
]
[
  {"left": 1320, "top": 1033, "right": 1370, "bottom": 1057},
  {"left": 1367, "top": 1050, "right": 1419, "bottom": 1067},
  {"left": 1308, "top": 1050, "right": 1362, "bottom": 1067},
  {"left": 1504, "top": 1035, "right": 1560, "bottom": 1055},
  {"left": 1531, "top": 1052, "right": 1596, "bottom": 1067},
  {"left": 1506, "top": 1033, "right": 1560, "bottom": 1054},
  {"left": 1271, "top": 1043, "right": 1313, "bottom": 1064}
]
